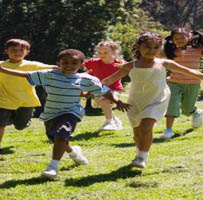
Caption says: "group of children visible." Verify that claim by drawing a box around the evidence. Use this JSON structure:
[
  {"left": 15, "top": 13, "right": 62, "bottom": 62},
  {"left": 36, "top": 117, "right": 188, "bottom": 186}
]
[{"left": 0, "top": 27, "right": 203, "bottom": 178}]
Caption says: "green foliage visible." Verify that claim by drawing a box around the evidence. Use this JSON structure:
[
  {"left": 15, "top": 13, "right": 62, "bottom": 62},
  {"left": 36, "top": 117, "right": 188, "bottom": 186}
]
[{"left": 0, "top": 0, "right": 138, "bottom": 63}]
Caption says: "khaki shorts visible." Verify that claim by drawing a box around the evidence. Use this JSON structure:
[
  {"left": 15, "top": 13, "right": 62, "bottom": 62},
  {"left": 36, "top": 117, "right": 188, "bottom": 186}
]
[{"left": 166, "top": 82, "right": 200, "bottom": 117}]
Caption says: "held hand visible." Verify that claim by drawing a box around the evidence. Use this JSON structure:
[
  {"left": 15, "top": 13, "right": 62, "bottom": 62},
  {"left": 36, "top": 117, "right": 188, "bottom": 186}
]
[{"left": 115, "top": 100, "right": 131, "bottom": 112}]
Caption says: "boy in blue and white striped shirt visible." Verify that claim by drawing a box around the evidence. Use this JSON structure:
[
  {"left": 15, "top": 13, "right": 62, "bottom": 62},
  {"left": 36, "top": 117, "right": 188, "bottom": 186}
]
[{"left": 0, "top": 49, "right": 130, "bottom": 179}]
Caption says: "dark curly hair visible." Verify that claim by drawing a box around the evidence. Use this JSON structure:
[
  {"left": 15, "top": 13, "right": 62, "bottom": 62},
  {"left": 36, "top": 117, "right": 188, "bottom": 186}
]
[{"left": 131, "top": 32, "right": 163, "bottom": 59}]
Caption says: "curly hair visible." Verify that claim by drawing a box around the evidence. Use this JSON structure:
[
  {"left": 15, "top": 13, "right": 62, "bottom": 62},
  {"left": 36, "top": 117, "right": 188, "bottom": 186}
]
[{"left": 131, "top": 32, "right": 163, "bottom": 59}]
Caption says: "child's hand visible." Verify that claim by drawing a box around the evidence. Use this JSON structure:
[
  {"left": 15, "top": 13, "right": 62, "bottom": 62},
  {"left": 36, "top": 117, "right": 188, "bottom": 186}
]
[
  {"left": 115, "top": 100, "right": 131, "bottom": 112},
  {"left": 80, "top": 91, "right": 92, "bottom": 99},
  {"left": 114, "top": 63, "right": 124, "bottom": 68},
  {"left": 83, "top": 69, "right": 93, "bottom": 75}
]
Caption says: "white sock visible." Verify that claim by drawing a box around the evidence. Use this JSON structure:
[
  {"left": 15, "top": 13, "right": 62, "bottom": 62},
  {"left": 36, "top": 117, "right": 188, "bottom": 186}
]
[
  {"left": 50, "top": 159, "right": 59, "bottom": 169},
  {"left": 138, "top": 151, "right": 149, "bottom": 162}
]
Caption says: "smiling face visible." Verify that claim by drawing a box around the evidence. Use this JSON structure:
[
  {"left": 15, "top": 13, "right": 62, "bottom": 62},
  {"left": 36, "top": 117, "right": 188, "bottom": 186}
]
[
  {"left": 5, "top": 45, "right": 29, "bottom": 63},
  {"left": 138, "top": 39, "right": 162, "bottom": 60},
  {"left": 57, "top": 55, "right": 82, "bottom": 75},
  {"left": 97, "top": 46, "right": 115, "bottom": 64},
  {"left": 173, "top": 33, "right": 190, "bottom": 48}
]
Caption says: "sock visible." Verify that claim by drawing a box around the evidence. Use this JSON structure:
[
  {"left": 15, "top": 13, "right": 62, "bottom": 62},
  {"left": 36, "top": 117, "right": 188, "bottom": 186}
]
[
  {"left": 166, "top": 128, "right": 173, "bottom": 133},
  {"left": 49, "top": 159, "right": 59, "bottom": 169},
  {"left": 138, "top": 151, "right": 149, "bottom": 162}
]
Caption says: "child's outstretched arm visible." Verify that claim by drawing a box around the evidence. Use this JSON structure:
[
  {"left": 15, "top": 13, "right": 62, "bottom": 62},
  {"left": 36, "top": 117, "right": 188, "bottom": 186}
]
[
  {"left": 102, "top": 62, "right": 133, "bottom": 86},
  {"left": 0, "top": 64, "right": 29, "bottom": 78},
  {"left": 163, "top": 60, "right": 203, "bottom": 80},
  {"left": 103, "top": 91, "right": 131, "bottom": 112}
]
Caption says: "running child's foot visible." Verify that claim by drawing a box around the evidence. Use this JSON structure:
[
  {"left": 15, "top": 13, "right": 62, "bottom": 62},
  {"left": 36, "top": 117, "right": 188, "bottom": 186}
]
[
  {"left": 99, "top": 119, "right": 119, "bottom": 131},
  {"left": 42, "top": 164, "right": 58, "bottom": 179},
  {"left": 131, "top": 156, "right": 146, "bottom": 168},
  {"left": 69, "top": 146, "right": 88, "bottom": 165},
  {"left": 160, "top": 129, "right": 174, "bottom": 139},
  {"left": 192, "top": 109, "right": 202, "bottom": 128},
  {"left": 114, "top": 117, "right": 122, "bottom": 130}
]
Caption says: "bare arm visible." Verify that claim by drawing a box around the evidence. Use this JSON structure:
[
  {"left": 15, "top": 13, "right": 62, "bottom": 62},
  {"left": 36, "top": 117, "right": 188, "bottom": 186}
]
[
  {"left": 163, "top": 59, "right": 203, "bottom": 80},
  {"left": 103, "top": 91, "right": 131, "bottom": 112},
  {"left": 0, "top": 64, "right": 29, "bottom": 78},
  {"left": 102, "top": 62, "right": 133, "bottom": 86}
]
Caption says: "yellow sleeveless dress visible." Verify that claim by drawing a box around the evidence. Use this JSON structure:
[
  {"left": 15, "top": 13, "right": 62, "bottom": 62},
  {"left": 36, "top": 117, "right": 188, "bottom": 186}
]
[{"left": 127, "top": 60, "right": 171, "bottom": 127}]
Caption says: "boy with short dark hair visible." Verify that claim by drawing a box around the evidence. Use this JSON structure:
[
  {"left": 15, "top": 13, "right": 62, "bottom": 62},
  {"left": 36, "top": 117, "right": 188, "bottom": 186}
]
[
  {"left": 0, "top": 39, "right": 56, "bottom": 153},
  {"left": 0, "top": 48, "right": 130, "bottom": 179}
]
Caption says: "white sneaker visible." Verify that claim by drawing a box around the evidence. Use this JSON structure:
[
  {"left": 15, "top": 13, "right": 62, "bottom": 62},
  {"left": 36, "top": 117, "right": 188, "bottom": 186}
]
[
  {"left": 192, "top": 109, "right": 202, "bottom": 128},
  {"left": 42, "top": 165, "right": 58, "bottom": 179},
  {"left": 114, "top": 117, "right": 122, "bottom": 130},
  {"left": 160, "top": 130, "right": 174, "bottom": 139},
  {"left": 69, "top": 146, "right": 88, "bottom": 165},
  {"left": 99, "top": 119, "right": 119, "bottom": 131},
  {"left": 131, "top": 156, "right": 146, "bottom": 168}
]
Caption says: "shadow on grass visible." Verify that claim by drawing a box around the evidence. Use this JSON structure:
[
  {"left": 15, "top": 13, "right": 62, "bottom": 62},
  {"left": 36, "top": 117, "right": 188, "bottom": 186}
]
[
  {"left": 153, "top": 128, "right": 194, "bottom": 143},
  {"left": 0, "top": 176, "right": 53, "bottom": 189},
  {"left": 112, "top": 143, "right": 135, "bottom": 148},
  {"left": 0, "top": 146, "right": 15, "bottom": 155},
  {"left": 85, "top": 108, "right": 103, "bottom": 116},
  {"left": 72, "top": 131, "right": 114, "bottom": 141},
  {"left": 65, "top": 165, "right": 142, "bottom": 187}
]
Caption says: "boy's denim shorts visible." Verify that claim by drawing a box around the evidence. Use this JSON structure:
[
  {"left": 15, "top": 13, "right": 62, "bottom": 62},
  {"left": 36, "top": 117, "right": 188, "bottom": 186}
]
[
  {"left": 166, "top": 82, "right": 200, "bottom": 117},
  {"left": 0, "top": 107, "right": 33, "bottom": 130},
  {"left": 44, "top": 113, "right": 80, "bottom": 142}
]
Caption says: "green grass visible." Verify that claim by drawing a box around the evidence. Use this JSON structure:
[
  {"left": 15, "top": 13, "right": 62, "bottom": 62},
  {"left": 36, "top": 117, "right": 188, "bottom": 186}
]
[{"left": 1, "top": 95, "right": 203, "bottom": 200}]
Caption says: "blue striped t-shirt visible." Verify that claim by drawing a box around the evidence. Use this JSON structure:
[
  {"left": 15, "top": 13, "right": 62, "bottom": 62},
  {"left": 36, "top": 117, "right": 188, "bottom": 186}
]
[{"left": 27, "top": 69, "right": 110, "bottom": 121}]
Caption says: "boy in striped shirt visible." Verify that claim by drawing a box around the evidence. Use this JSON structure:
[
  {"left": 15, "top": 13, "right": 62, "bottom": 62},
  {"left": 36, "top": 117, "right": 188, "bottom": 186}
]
[{"left": 0, "top": 49, "right": 130, "bottom": 179}]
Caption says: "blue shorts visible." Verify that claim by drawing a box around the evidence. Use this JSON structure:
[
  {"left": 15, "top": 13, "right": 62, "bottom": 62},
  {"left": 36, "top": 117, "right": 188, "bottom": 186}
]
[
  {"left": 0, "top": 107, "right": 33, "bottom": 130},
  {"left": 44, "top": 113, "right": 80, "bottom": 142}
]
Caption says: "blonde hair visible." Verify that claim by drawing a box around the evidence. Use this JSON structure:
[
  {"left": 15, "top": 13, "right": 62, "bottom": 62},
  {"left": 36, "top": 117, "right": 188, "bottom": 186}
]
[{"left": 95, "top": 40, "right": 122, "bottom": 60}]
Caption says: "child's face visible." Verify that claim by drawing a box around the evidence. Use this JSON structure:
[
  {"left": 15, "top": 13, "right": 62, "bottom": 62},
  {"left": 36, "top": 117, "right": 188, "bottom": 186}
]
[
  {"left": 173, "top": 33, "right": 189, "bottom": 48},
  {"left": 57, "top": 55, "right": 82, "bottom": 75},
  {"left": 97, "top": 47, "right": 115, "bottom": 63},
  {"left": 139, "top": 39, "right": 162, "bottom": 59},
  {"left": 5, "top": 45, "right": 29, "bottom": 63}
]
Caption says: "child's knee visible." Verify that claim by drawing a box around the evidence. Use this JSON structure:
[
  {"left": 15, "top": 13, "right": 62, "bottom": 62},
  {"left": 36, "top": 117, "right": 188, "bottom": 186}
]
[{"left": 139, "top": 125, "right": 152, "bottom": 134}]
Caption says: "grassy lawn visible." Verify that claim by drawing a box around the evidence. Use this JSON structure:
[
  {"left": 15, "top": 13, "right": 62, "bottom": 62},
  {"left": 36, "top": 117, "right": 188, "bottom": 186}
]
[{"left": 1, "top": 94, "right": 203, "bottom": 200}]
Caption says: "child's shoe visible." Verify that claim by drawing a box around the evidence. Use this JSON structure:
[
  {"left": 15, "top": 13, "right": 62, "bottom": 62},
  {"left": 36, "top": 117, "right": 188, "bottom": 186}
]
[
  {"left": 160, "top": 129, "right": 174, "bottom": 139},
  {"left": 131, "top": 156, "right": 146, "bottom": 168},
  {"left": 192, "top": 109, "right": 202, "bottom": 128},
  {"left": 42, "top": 164, "right": 58, "bottom": 179},
  {"left": 69, "top": 146, "right": 88, "bottom": 165},
  {"left": 99, "top": 119, "right": 119, "bottom": 131},
  {"left": 114, "top": 117, "right": 122, "bottom": 130}
]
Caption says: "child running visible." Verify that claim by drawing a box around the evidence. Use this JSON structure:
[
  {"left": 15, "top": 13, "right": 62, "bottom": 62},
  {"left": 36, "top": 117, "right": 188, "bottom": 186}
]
[
  {"left": 83, "top": 41, "right": 125, "bottom": 131},
  {"left": 102, "top": 32, "right": 203, "bottom": 168},
  {"left": 0, "top": 39, "right": 56, "bottom": 153},
  {"left": 160, "top": 28, "right": 203, "bottom": 139},
  {"left": 0, "top": 49, "right": 130, "bottom": 178}
]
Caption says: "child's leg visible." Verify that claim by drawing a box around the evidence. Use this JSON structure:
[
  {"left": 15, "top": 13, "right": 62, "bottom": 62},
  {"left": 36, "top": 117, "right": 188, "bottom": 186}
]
[
  {"left": 0, "top": 108, "right": 13, "bottom": 151},
  {"left": 53, "top": 137, "right": 67, "bottom": 160},
  {"left": 131, "top": 118, "right": 156, "bottom": 168},
  {"left": 13, "top": 107, "right": 33, "bottom": 130},
  {"left": 181, "top": 84, "right": 201, "bottom": 128},
  {"left": 138, "top": 118, "right": 155, "bottom": 152},
  {"left": 0, "top": 126, "right": 5, "bottom": 151},
  {"left": 97, "top": 96, "right": 114, "bottom": 120},
  {"left": 161, "top": 82, "right": 182, "bottom": 139}
]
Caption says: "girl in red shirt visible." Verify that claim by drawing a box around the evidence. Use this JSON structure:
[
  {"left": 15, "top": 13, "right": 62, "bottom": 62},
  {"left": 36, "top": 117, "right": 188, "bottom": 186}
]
[{"left": 83, "top": 41, "right": 125, "bottom": 131}]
